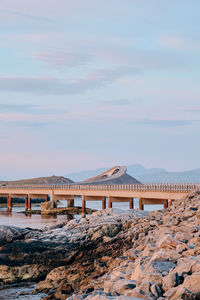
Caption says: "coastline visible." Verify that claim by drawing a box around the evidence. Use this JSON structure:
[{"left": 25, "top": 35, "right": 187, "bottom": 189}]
[{"left": 0, "top": 191, "right": 199, "bottom": 299}]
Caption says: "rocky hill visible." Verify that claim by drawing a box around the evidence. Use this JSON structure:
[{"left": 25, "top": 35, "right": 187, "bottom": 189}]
[{"left": 0, "top": 175, "right": 74, "bottom": 186}]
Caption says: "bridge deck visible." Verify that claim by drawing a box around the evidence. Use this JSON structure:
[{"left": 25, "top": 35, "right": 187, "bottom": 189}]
[{"left": 0, "top": 183, "right": 199, "bottom": 215}]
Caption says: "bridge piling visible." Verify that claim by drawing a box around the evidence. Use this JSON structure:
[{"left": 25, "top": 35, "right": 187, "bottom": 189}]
[
  {"left": 25, "top": 195, "right": 28, "bottom": 211},
  {"left": 164, "top": 200, "right": 168, "bottom": 209},
  {"left": 67, "top": 199, "right": 74, "bottom": 207},
  {"left": 50, "top": 191, "right": 55, "bottom": 202},
  {"left": 28, "top": 195, "right": 31, "bottom": 212},
  {"left": 139, "top": 198, "right": 144, "bottom": 210},
  {"left": 102, "top": 197, "right": 106, "bottom": 210},
  {"left": 7, "top": 195, "right": 12, "bottom": 212},
  {"left": 130, "top": 198, "right": 134, "bottom": 210},
  {"left": 82, "top": 195, "right": 86, "bottom": 218},
  {"left": 108, "top": 196, "right": 112, "bottom": 208}
]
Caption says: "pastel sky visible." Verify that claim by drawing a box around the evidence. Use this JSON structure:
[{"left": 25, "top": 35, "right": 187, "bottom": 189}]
[{"left": 0, "top": 0, "right": 200, "bottom": 179}]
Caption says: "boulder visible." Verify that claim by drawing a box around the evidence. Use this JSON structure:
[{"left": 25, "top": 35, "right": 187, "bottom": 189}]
[
  {"left": 157, "top": 235, "right": 182, "bottom": 250},
  {"left": 162, "top": 271, "right": 182, "bottom": 291},
  {"left": 150, "top": 283, "right": 163, "bottom": 298},
  {"left": 147, "top": 261, "right": 176, "bottom": 274},
  {"left": 175, "top": 232, "right": 193, "bottom": 243},
  {"left": 164, "top": 285, "right": 197, "bottom": 300},
  {"left": 174, "top": 257, "right": 197, "bottom": 277},
  {"left": 0, "top": 225, "right": 29, "bottom": 246},
  {"left": 137, "top": 272, "right": 163, "bottom": 286},
  {"left": 41, "top": 201, "right": 57, "bottom": 213},
  {"left": 109, "top": 279, "right": 136, "bottom": 295},
  {"left": 149, "top": 249, "right": 180, "bottom": 262},
  {"left": 183, "top": 272, "right": 200, "bottom": 294}
]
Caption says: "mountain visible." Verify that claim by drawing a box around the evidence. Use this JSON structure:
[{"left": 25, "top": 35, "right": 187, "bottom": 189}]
[
  {"left": 127, "top": 164, "right": 167, "bottom": 177},
  {"left": 66, "top": 164, "right": 200, "bottom": 183},
  {"left": 0, "top": 175, "right": 74, "bottom": 186},
  {"left": 134, "top": 168, "right": 200, "bottom": 183}
]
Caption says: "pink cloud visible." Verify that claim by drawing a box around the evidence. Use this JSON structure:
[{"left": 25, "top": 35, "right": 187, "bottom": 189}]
[
  {"left": 158, "top": 36, "right": 183, "bottom": 50},
  {"left": 35, "top": 51, "right": 92, "bottom": 69}
]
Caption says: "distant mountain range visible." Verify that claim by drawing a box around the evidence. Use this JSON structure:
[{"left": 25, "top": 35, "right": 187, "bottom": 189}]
[
  {"left": 66, "top": 164, "right": 200, "bottom": 183},
  {"left": 2, "top": 165, "right": 199, "bottom": 185}
]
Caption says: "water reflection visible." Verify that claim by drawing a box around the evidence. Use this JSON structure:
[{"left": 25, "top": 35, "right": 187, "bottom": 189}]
[
  {"left": 0, "top": 203, "right": 74, "bottom": 229},
  {"left": 0, "top": 197, "right": 163, "bottom": 229}
]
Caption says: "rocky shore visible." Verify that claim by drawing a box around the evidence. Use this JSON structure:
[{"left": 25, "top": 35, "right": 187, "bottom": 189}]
[
  {"left": 20, "top": 206, "right": 96, "bottom": 216},
  {"left": 0, "top": 191, "right": 199, "bottom": 299}
]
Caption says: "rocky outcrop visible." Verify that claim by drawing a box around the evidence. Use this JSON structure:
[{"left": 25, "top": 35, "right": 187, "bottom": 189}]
[
  {"left": 66, "top": 191, "right": 200, "bottom": 300},
  {"left": 0, "top": 209, "right": 148, "bottom": 291},
  {"left": 0, "top": 226, "right": 29, "bottom": 245},
  {"left": 41, "top": 202, "right": 96, "bottom": 215}
]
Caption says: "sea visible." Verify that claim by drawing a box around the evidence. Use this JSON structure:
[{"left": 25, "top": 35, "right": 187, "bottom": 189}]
[{"left": 0, "top": 198, "right": 163, "bottom": 299}]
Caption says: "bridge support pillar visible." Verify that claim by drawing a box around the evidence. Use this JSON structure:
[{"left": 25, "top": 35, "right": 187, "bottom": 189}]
[
  {"left": 25, "top": 195, "right": 28, "bottom": 211},
  {"left": 68, "top": 199, "right": 74, "bottom": 207},
  {"left": 7, "top": 195, "right": 12, "bottom": 212},
  {"left": 50, "top": 191, "right": 55, "bottom": 202},
  {"left": 130, "top": 198, "right": 134, "bottom": 210},
  {"left": 164, "top": 200, "right": 168, "bottom": 209},
  {"left": 139, "top": 198, "right": 144, "bottom": 210},
  {"left": 168, "top": 199, "right": 173, "bottom": 206},
  {"left": 102, "top": 197, "right": 106, "bottom": 210},
  {"left": 108, "top": 196, "right": 112, "bottom": 209},
  {"left": 28, "top": 195, "right": 31, "bottom": 212},
  {"left": 82, "top": 195, "right": 86, "bottom": 218}
]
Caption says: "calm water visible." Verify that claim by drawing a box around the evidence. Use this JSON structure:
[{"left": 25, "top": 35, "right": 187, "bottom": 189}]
[
  {"left": 0, "top": 197, "right": 163, "bottom": 229},
  {"left": 0, "top": 197, "right": 163, "bottom": 299},
  {"left": 0, "top": 283, "right": 46, "bottom": 300}
]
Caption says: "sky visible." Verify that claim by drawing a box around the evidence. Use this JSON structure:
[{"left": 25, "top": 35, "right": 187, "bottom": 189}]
[{"left": 0, "top": 0, "right": 200, "bottom": 179}]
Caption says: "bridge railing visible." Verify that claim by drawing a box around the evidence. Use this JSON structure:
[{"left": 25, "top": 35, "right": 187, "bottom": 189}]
[{"left": 0, "top": 183, "right": 199, "bottom": 193}]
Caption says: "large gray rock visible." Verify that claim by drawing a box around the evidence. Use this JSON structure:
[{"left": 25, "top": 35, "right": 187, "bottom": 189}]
[
  {"left": 149, "top": 261, "right": 176, "bottom": 273},
  {"left": 104, "top": 279, "right": 136, "bottom": 295},
  {"left": 0, "top": 225, "right": 29, "bottom": 246}
]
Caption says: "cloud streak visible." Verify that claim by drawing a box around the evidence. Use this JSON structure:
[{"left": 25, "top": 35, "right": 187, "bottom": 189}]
[
  {"left": 11, "top": 120, "right": 53, "bottom": 128},
  {"left": 0, "top": 9, "right": 50, "bottom": 23},
  {"left": 99, "top": 99, "right": 133, "bottom": 106},
  {"left": 35, "top": 51, "right": 92, "bottom": 69},
  {"left": 0, "top": 103, "right": 66, "bottom": 115},
  {"left": 132, "top": 119, "right": 196, "bottom": 128},
  {"left": 0, "top": 103, "right": 38, "bottom": 113},
  {"left": 0, "top": 66, "right": 139, "bottom": 95}
]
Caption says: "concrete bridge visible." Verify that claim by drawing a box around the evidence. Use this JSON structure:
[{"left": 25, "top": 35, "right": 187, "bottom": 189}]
[{"left": 0, "top": 183, "right": 199, "bottom": 216}]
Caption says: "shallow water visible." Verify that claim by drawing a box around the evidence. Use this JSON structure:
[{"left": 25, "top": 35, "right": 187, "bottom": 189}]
[
  {"left": 0, "top": 283, "right": 46, "bottom": 300},
  {"left": 0, "top": 197, "right": 163, "bottom": 229}
]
